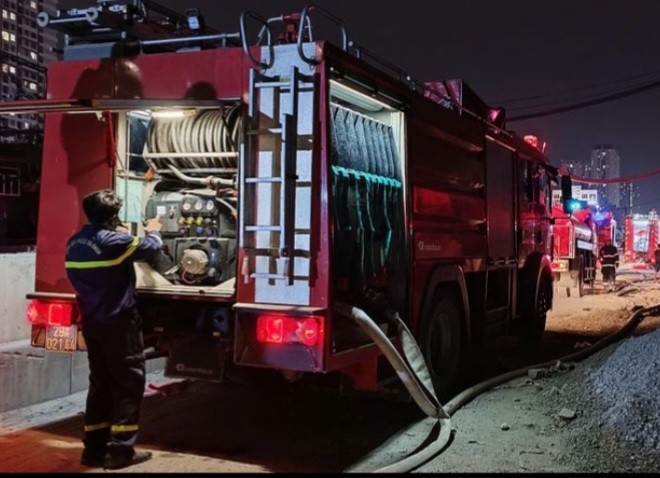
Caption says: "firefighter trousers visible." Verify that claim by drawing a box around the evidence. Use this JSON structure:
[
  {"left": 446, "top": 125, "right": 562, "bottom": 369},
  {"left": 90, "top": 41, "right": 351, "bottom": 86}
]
[
  {"left": 81, "top": 310, "right": 146, "bottom": 459},
  {"left": 602, "top": 266, "right": 616, "bottom": 283}
]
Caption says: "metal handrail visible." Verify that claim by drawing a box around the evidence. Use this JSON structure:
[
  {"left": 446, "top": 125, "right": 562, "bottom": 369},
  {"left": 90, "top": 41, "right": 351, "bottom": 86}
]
[
  {"left": 239, "top": 10, "right": 274, "bottom": 69},
  {"left": 297, "top": 4, "right": 348, "bottom": 65}
]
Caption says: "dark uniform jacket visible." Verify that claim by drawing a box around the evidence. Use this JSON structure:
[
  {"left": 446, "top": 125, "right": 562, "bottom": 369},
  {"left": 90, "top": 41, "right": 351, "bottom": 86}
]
[
  {"left": 599, "top": 243, "right": 619, "bottom": 269},
  {"left": 65, "top": 224, "right": 162, "bottom": 324}
]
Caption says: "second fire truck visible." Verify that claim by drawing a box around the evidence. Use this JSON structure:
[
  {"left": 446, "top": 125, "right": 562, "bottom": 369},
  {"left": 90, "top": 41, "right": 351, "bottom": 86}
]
[{"left": 551, "top": 201, "right": 617, "bottom": 297}]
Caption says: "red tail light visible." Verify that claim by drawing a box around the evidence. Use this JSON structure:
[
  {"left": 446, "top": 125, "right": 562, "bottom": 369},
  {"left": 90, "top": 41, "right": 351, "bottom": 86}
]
[
  {"left": 26, "top": 300, "right": 76, "bottom": 326},
  {"left": 256, "top": 315, "right": 323, "bottom": 347}
]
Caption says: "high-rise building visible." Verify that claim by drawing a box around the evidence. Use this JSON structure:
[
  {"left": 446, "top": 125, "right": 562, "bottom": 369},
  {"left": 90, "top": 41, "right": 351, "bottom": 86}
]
[
  {"left": 0, "top": 0, "right": 59, "bottom": 136},
  {"left": 589, "top": 145, "right": 620, "bottom": 208},
  {"left": 620, "top": 182, "right": 642, "bottom": 214}
]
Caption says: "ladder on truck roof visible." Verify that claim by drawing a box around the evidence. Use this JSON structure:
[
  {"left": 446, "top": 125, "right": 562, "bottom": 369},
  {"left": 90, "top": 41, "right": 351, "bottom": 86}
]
[
  {"left": 36, "top": 0, "right": 242, "bottom": 59},
  {"left": 239, "top": 66, "right": 314, "bottom": 287}
]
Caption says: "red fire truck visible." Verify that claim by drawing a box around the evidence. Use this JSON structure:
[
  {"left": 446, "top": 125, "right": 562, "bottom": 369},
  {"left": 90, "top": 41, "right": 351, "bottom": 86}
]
[
  {"left": 550, "top": 203, "right": 597, "bottom": 297},
  {"left": 550, "top": 202, "right": 617, "bottom": 296},
  {"left": 8, "top": 2, "right": 570, "bottom": 399},
  {"left": 622, "top": 213, "right": 657, "bottom": 265},
  {"left": 594, "top": 210, "right": 616, "bottom": 248}
]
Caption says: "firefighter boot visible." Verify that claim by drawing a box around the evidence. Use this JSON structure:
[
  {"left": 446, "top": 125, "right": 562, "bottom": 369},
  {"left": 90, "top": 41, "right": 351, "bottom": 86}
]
[
  {"left": 81, "top": 450, "right": 106, "bottom": 468},
  {"left": 80, "top": 427, "right": 109, "bottom": 467},
  {"left": 103, "top": 450, "right": 152, "bottom": 470}
]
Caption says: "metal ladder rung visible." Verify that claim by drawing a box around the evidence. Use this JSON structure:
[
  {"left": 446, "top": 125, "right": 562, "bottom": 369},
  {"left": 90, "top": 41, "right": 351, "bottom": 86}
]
[
  {"left": 245, "top": 225, "right": 282, "bottom": 232},
  {"left": 245, "top": 177, "right": 282, "bottom": 184},
  {"left": 255, "top": 80, "right": 291, "bottom": 89},
  {"left": 254, "top": 81, "right": 314, "bottom": 92},
  {"left": 244, "top": 247, "right": 281, "bottom": 254},
  {"left": 251, "top": 273, "right": 288, "bottom": 280},
  {"left": 251, "top": 273, "right": 310, "bottom": 281}
]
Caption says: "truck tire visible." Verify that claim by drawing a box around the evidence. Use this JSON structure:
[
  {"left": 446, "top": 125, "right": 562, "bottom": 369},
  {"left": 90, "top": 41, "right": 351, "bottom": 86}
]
[
  {"left": 418, "top": 291, "right": 463, "bottom": 399},
  {"left": 520, "top": 271, "right": 552, "bottom": 342}
]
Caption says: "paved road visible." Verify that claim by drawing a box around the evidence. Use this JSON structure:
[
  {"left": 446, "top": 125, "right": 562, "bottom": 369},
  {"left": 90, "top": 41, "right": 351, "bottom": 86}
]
[{"left": 0, "top": 371, "right": 426, "bottom": 473}]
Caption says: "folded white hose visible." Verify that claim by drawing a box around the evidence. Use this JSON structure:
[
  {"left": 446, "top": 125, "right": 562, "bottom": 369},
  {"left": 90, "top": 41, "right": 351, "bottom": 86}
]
[{"left": 334, "top": 302, "right": 452, "bottom": 473}]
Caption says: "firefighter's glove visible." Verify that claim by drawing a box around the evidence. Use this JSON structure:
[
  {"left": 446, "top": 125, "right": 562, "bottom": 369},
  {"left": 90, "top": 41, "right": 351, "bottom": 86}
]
[{"left": 144, "top": 217, "right": 163, "bottom": 233}]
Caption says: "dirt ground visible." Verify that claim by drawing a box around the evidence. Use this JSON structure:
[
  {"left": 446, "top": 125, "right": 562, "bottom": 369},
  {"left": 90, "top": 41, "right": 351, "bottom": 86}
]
[
  {"left": 2, "top": 266, "right": 660, "bottom": 473},
  {"left": 415, "top": 267, "right": 660, "bottom": 473}
]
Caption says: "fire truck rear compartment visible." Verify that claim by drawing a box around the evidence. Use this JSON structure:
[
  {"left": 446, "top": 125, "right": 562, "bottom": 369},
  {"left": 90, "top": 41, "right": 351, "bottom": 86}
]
[{"left": 117, "top": 103, "right": 241, "bottom": 294}]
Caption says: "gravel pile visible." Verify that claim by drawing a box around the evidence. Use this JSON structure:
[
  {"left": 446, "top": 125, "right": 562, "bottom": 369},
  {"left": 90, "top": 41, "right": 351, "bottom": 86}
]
[
  {"left": 586, "top": 327, "right": 660, "bottom": 451},
  {"left": 546, "top": 323, "right": 660, "bottom": 473}
]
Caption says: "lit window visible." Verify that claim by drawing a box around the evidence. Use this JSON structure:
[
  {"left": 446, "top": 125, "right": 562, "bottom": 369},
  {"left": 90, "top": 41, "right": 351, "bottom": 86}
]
[
  {"left": 30, "top": 1, "right": 37, "bottom": 9},
  {"left": 29, "top": 51, "right": 37, "bottom": 60},
  {"left": 1, "top": 31, "right": 8, "bottom": 41},
  {"left": 9, "top": 33, "right": 15, "bottom": 42},
  {"left": 1, "top": 10, "right": 6, "bottom": 19},
  {"left": 9, "top": 12, "right": 15, "bottom": 21},
  {"left": 9, "top": 66, "right": 15, "bottom": 74},
  {"left": 28, "top": 82, "right": 36, "bottom": 91},
  {"left": 1, "top": 64, "right": 7, "bottom": 73}
]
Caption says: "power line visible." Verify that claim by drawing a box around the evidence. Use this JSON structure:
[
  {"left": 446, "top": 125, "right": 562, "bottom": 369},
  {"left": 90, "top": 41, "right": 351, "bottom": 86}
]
[
  {"left": 572, "top": 166, "right": 660, "bottom": 185},
  {"left": 493, "top": 69, "right": 660, "bottom": 105},
  {"left": 507, "top": 78, "right": 660, "bottom": 121},
  {"left": 505, "top": 78, "right": 660, "bottom": 113}
]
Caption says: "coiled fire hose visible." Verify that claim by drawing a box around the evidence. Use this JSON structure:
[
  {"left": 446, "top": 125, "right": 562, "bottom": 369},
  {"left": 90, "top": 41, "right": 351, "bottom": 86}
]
[{"left": 335, "top": 300, "right": 660, "bottom": 473}]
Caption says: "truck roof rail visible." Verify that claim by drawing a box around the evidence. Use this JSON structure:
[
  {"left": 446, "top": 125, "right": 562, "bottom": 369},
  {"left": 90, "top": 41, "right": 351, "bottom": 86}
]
[{"left": 36, "top": 0, "right": 241, "bottom": 57}]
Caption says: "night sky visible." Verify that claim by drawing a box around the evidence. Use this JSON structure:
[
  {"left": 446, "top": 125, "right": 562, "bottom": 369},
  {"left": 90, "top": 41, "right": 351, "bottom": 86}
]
[{"left": 62, "top": 1, "right": 660, "bottom": 212}]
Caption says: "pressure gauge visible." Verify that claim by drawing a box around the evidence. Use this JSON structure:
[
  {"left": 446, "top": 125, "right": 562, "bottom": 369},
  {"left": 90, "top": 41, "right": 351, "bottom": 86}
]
[
  {"left": 205, "top": 199, "right": 215, "bottom": 212},
  {"left": 182, "top": 201, "right": 191, "bottom": 212},
  {"left": 194, "top": 199, "right": 203, "bottom": 211}
]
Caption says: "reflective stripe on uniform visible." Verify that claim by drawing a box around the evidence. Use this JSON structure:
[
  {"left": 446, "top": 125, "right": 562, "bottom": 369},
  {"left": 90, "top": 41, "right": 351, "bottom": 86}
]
[
  {"left": 111, "top": 423, "right": 139, "bottom": 433},
  {"left": 84, "top": 422, "right": 111, "bottom": 432},
  {"left": 65, "top": 237, "right": 140, "bottom": 269}
]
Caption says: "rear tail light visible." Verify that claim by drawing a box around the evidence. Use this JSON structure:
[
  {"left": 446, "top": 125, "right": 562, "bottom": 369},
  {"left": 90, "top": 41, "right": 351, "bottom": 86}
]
[
  {"left": 256, "top": 315, "right": 323, "bottom": 347},
  {"left": 26, "top": 300, "right": 76, "bottom": 326}
]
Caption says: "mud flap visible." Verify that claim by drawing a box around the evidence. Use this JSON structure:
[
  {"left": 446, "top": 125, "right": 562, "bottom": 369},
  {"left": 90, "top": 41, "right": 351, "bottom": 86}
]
[
  {"left": 554, "top": 269, "right": 583, "bottom": 298},
  {"left": 165, "top": 336, "right": 227, "bottom": 382}
]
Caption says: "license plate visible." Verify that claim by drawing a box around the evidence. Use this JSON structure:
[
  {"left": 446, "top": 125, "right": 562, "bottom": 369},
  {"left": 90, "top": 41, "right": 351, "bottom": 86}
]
[{"left": 45, "top": 325, "right": 78, "bottom": 352}]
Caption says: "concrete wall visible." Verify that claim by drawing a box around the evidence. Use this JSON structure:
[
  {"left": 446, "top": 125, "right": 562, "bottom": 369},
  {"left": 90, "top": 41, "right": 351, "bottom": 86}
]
[
  {"left": 0, "top": 252, "right": 35, "bottom": 343},
  {"left": 0, "top": 251, "right": 165, "bottom": 413},
  {"left": 0, "top": 341, "right": 90, "bottom": 413}
]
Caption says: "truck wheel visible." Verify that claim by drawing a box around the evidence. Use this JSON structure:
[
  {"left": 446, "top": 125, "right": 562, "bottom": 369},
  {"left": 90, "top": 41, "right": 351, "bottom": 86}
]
[
  {"left": 419, "top": 292, "right": 463, "bottom": 399},
  {"left": 520, "top": 272, "right": 552, "bottom": 342}
]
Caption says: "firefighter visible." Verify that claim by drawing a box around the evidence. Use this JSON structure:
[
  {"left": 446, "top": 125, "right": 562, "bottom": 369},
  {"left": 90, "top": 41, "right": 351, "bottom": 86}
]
[
  {"left": 65, "top": 189, "right": 162, "bottom": 469},
  {"left": 598, "top": 238, "right": 619, "bottom": 292}
]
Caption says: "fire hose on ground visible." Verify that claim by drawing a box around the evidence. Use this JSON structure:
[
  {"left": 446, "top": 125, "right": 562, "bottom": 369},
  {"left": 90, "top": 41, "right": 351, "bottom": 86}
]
[{"left": 334, "top": 301, "right": 660, "bottom": 473}]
